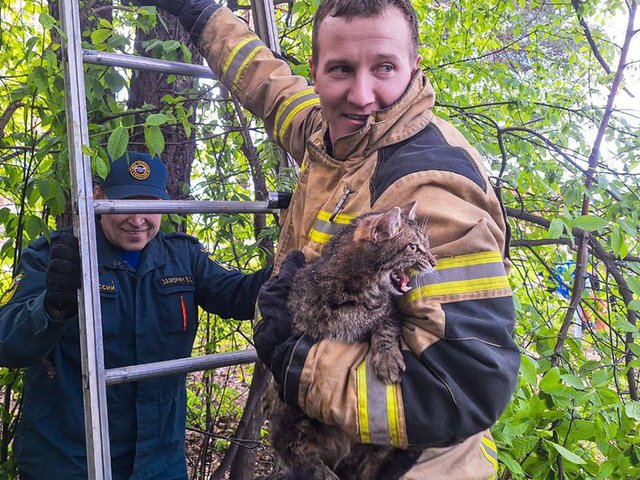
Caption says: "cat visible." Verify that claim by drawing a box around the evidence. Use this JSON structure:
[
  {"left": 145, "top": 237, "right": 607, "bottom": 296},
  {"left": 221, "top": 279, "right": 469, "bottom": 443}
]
[{"left": 265, "top": 202, "right": 436, "bottom": 480}]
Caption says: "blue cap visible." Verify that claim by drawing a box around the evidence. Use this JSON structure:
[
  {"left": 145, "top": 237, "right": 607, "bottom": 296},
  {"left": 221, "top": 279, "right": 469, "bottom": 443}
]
[{"left": 99, "top": 151, "right": 169, "bottom": 199}]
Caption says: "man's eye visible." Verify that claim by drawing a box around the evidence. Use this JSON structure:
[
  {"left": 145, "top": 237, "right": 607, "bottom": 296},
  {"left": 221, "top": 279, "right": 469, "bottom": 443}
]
[{"left": 378, "top": 64, "right": 394, "bottom": 73}]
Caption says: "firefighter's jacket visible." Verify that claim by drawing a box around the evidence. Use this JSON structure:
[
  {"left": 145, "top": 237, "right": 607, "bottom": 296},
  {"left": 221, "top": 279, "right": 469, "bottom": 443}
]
[
  {"left": 197, "top": 7, "right": 520, "bottom": 478},
  {"left": 0, "top": 226, "right": 270, "bottom": 479}
]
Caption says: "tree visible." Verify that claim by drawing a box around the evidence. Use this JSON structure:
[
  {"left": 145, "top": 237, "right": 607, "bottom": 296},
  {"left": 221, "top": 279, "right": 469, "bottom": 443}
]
[{"left": 0, "top": 0, "right": 639, "bottom": 478}]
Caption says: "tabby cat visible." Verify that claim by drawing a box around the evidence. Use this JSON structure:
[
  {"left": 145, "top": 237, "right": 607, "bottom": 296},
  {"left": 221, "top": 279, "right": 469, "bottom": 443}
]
[{"left": 265, "top": 203, "right": 436, "bottom": 480}]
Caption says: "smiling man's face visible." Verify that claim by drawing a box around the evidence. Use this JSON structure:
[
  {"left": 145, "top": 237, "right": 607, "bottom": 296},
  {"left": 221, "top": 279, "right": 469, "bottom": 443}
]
[
  {"left": 94, "top": 187, "right": 161, "bottom": 251},
  {"left": 310, "top": 5, "right": 420, "bottom": 144}
]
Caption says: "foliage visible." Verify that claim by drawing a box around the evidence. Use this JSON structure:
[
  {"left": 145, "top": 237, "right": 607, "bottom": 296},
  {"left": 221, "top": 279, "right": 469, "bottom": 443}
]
[{"left": 1, "top": 0, "right": 639, "bottom": 478}]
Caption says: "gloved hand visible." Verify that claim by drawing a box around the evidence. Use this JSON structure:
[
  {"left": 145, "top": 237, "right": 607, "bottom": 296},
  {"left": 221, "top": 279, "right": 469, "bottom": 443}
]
[
  {"left": 122, "top": 0, "right": 219, "bottom": 41},
  {"left": 44, "top": 234, "right": 81, "bottom": 321},
  {"left": 253, "top": 250, "right": 305, "bottom": 369}
]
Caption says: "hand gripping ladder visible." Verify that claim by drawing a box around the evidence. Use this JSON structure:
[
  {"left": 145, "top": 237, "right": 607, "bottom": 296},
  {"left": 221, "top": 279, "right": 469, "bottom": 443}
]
[{"left": 57, "top": 0, "right": 285, "bottom": 477}]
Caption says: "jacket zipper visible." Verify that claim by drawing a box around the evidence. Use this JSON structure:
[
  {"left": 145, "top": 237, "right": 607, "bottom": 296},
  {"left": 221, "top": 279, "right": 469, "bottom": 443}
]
[{"left": 329, "top": 185, "right": 353, "bottom": 222}]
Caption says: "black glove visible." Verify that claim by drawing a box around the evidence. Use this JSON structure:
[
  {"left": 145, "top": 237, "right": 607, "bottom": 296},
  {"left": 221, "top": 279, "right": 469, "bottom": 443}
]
[
  {"left": 122, "top": 0, "right": 219, "bottom": 42},
  {"left": 44, "top": 234, "right": 81, "bottom": 321},
  {"left": 253, "top": 250, "right": 305, "bottom": 369}
]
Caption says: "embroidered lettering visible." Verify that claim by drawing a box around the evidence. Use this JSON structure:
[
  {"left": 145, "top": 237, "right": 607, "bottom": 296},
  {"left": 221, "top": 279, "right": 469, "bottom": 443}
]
[
  {"left": 99, "top": 284, "right": 116, "bottom": 294},
  {"left": 159, "top": 276, "right": 194, "bottom": 286}
]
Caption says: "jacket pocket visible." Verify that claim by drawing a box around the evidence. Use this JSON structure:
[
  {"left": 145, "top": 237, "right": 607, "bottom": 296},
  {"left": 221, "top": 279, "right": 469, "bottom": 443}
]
[{"left": 153, "top": 279, "right": 197, "bottom": 334}]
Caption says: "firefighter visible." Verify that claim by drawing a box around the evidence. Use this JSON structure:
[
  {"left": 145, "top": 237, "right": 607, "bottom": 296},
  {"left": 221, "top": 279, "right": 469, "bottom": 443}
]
[
  {"left": 0, "top": 151, "right": 271, "bottom": 479},
  {"left": 129, "top": 0, "right": 521, "bottom": 477}
]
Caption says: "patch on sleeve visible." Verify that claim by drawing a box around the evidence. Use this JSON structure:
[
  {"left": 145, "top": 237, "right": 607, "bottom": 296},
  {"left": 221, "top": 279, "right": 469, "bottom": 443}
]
[{"left": 0, "top": 274, "right": 23, "bottom": 306}]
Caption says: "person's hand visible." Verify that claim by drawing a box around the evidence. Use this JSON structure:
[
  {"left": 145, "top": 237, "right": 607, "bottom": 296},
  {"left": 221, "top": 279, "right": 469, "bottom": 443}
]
[
  {"left": 44, "top": 234, "right": 81, "bottom": 321},
  {"left": 253, "top": 250, "right": 305, "bottom": 369}
]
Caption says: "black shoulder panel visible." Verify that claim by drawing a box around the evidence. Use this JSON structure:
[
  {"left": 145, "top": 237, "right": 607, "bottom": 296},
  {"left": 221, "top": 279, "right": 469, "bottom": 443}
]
[{"left": 371, "top": 123, "right": 486, "bottom": 205}]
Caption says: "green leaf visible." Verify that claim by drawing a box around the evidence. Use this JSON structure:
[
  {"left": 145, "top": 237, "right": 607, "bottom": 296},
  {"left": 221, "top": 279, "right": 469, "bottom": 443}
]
[
  {"left": 145, "top": 113, "right": 169, "bottom": 126},
  {"left": 547, "top": 218, "right": 565, "bottom": 239},
  {"left": 625, "top": 401, "right": 640, "bottom": 420},
  {"left": 38, "top": 12, "right": 56, "bottom": 29},
  {"left": 610, "top": 227, "right": 628, "bottom": 259},
  {"left": 561, "top": 374, "right": 584, "bottom": 389},
  {"left": 626, "top": 276, "right": 640, "bottom": 296},
  {"left": 629, "top": 300, "right": 640, "bottom": 312},
  {"left": 145, "top": 125, "right": 165, "bottom": 156},
  {"left": 545, "top": 440, "right": 586, "bottom": 464},
  {"left": 519, "top": 354, "right": 538, "bottom": 386},
  {"left": 162, "top": 40, "right": 181, "bottom": 53},
  {"left": 107, "top": 127, "right": 129, "bottom": 161},
  {"left": 539, "top": 367, "right": 561, "bottom": 393},
  {"left": 30, "top": 66, "right": 49, "bottom": 92},
  {"left": 90, "top": 28, "right": 111, "bottom": 45},
  {"left": 571, "top": 215, "right": 607, "bottom": 232},
  {"left": 94, "top": 155, "right": 110, "bottom": 180}
]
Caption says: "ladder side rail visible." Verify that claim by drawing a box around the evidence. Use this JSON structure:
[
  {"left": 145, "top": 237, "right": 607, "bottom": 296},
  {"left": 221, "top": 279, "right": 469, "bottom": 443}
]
[
  {"left": 59, "top": 0, "right": 112, "bottom": 478},
  {"left": 251, "top": 0, "right": 281, "bottom": 53},
  {"left": 105, "top": 350, "right": 259, "bottom": 386}
]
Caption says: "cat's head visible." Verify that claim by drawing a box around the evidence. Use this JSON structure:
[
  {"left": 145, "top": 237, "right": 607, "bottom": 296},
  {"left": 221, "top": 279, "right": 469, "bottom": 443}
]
[{"left": 352, "top": 203, "right": 436, "bottom": 295}]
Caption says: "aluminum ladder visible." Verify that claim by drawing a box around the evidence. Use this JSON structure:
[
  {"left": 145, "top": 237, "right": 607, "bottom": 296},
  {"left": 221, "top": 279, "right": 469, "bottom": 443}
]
[{"left": 57, "top": 0, "right": 283, "bottom": 478}]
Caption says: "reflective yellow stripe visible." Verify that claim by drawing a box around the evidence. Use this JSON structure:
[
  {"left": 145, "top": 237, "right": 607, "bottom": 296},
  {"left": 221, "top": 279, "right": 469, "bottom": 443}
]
[
  {"left": 221, "top": 37, "right": 255, "bottom": 79},
  {"left": 356, "top": 360, "right": 371, "bottom": 443},
  {"left": 482, "top": 436, "right": 497, "bottom": 451},
  {"left": 274, "top": 88, "right": 314, "bottom": 129},
  {"left": 406, "top": 276, "right": 510, "bottom": 301},
  {"left": 480, "top": 437, "right": 499, "bottom": 471},
  {"left": 278, "top": 98, "right": 321, "bottom": 143},
  {"left": 231, "top": 45, "right": 264, "bottom": 90},
  {"left": 385, "top": 383, "right": 401, "bottom": 447},
  {"left": 435, "top": 251, "right": 504, "bottom": 270},
  {"left": 308, "top": 229, "right": 333, "bottom": 244},
  {"left": 316, "top": 210, "right": 355, "bottom": 224}
]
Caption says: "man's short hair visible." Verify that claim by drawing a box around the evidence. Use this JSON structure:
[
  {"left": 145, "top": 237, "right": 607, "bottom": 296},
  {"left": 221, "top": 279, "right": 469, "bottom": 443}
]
[{"left": 311, "top": 0, "right": 419, "bottom": 64}]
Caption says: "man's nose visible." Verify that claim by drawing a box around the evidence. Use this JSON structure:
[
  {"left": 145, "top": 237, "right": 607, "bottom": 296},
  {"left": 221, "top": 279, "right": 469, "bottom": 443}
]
[
  {"left": 126, "top": 215, "right": 145, "bottom": 227},
  {"left": 347, "top": 73, "right": 375, "bottom": 107}
]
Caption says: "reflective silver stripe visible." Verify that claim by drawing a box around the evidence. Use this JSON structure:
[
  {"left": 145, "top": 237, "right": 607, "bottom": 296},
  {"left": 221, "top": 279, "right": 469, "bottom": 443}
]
[
  {"left": 308, "top": 211, "right": 355, "bottom": 244},
  {"left": 409, "top": 261, "right": 506, "bottom": 288},
  {"left": 364, "top": 353, "right": 391, "bottom": 445},
  {"left": 221, "top": 37, "right": 265, "bottom": 92}
]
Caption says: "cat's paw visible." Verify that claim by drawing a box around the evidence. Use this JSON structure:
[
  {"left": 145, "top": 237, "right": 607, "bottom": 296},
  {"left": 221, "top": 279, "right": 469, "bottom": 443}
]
[{"left": 371, "top": 347, "right": 405, "bottom": 384}]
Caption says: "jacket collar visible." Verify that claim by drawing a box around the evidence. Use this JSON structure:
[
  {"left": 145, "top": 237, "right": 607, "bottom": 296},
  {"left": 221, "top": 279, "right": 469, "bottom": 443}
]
[{"left": 328, "top": 71, "right": 436, "bottom": 161}]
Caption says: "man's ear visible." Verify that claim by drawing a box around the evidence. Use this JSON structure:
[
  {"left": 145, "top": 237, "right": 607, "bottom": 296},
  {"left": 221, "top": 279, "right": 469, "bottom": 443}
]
[
  {"left": 309, "top": 58, "right": 318, "bottom": 94},
  {"left": 413, "top": 55, "right": 421, "bottom": 76},
  {"left": 93, "top": 185, "right": 106, "bottom": 199}
]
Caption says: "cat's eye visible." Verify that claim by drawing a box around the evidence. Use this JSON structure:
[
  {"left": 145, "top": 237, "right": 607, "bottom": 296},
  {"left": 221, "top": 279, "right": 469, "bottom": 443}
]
[{"left": 407, "top": 243, "right": 418, "bottom": 252}]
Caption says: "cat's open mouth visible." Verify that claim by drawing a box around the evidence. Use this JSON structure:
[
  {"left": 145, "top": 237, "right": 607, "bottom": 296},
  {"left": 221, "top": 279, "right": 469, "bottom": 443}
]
[{"left": 390, "top": 270, "right": 411, "bottom": 293}]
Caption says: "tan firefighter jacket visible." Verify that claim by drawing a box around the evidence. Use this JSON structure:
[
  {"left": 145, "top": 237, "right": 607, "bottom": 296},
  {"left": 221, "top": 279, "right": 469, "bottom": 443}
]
[{"left": 196, "top": 6, "right": 520, "bottom": 479}]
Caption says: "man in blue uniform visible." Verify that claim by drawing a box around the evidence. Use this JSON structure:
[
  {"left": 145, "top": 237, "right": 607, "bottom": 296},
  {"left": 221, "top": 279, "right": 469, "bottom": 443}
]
[{"left": 0, "top": 151, "right": 271, "bottom": 479}]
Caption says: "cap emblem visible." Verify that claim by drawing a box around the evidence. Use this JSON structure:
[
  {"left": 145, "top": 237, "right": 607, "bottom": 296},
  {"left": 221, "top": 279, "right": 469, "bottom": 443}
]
[{"left": 129, "top": 160, "right": 151, "bottom": 180}]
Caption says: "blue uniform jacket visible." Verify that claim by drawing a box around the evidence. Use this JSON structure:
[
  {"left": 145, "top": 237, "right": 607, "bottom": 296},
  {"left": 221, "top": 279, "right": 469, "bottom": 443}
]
[{"left": 0, "top": 227, "right": 271, "bottom": 479}]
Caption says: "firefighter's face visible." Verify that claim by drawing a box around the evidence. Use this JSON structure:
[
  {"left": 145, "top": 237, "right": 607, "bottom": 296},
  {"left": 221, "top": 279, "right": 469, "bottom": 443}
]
[
  {"left": 310, "top": 6, "right": 420, "bottom": 145},
  {"left": 94, "top": 187, "right": 162, "bottom": 251}
]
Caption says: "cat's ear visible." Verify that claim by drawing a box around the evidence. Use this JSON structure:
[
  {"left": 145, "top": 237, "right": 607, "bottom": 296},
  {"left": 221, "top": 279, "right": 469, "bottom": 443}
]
[
  {"left": 353, "top": 208, "right": 402, "bottom": 243},
  {"left": 372, "top": 207, "right": 403, "bottom": 241},
  {"left": 399, "top": 202, "right": 417, "bottom": 221}
]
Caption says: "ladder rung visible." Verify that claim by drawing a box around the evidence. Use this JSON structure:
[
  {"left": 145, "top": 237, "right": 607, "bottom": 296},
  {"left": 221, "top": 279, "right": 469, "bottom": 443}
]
[
  {"left": 94, "top": 192, "right": 291, "bottom": 215},
  {"left": 83, "top": 49, "right": 216, "bottom": 79},
  {"left": 105, "top": 349, "right": 259, "bottom": 385}
]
